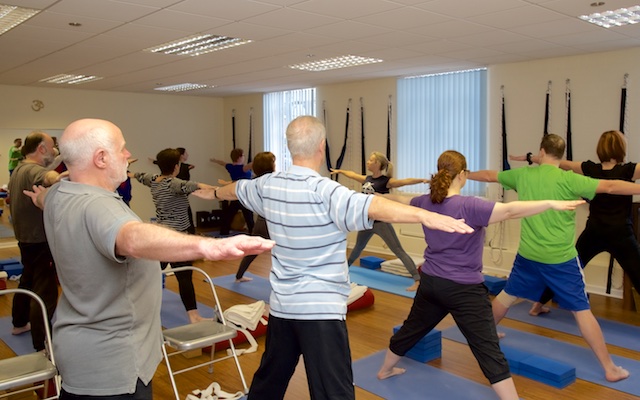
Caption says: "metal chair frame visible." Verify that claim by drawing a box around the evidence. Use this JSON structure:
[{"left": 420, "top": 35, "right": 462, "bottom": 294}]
[
  {"left": 161, "top": 266, "right": 248, "bottom": 400},
  {"left": 0, "top": 288, "right": 60, "bottom": 399}
]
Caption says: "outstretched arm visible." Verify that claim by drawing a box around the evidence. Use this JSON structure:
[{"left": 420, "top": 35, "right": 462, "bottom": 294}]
[
  {"left": 193, "top": 181, "right": 238, "bottom": 201},
  {"left": 116, "top": 221, "right": 274, "bottom": 261},
  {"left": 488, "top": 200, "right": 585, "bottom": 224},
  {"left": 596, "top": 180, "right": 640, "bottom": 195},
  {"left": 467, "top": 170, "right": 499, "bottom": 182},
  {"left": 368, "top": 195, "right": 473, "bottom": 234},
  {"left": 330, "top": 168, "right": 367, "bottom": 184},
  {"left": 387, "top": 177, "right": 429, "bottom": 189},
  {"left": 210, "top": 158, "right": 226, "bottom": 166},
  {"left": 380, "top": 193, "right": 416, "bottom": 205}
]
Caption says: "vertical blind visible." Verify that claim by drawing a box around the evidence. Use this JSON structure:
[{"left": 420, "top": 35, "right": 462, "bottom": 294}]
[
  {"left": 397, "top": 69, "right": 487, "bottom": 196},
  {"left": 263, "top": 88, "right": 316, "bottom": 172}
]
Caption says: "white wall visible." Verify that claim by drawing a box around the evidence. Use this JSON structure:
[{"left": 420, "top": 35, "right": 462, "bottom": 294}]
[{"left": 0, "top": 85, "right": 225, "bottom": 222}]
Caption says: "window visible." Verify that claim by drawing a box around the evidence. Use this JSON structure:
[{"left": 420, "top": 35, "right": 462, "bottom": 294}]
[
  {"left": 397, "top": 69, "right": 487, "bottom": 196},
  {"left": 264, "top": 88, "right": 316, "bottom": 171}
]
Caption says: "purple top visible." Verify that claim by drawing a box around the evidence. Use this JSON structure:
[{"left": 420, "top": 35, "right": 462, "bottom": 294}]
[{"left": 410, "top": 194, "right": 495, "bottom": 284}]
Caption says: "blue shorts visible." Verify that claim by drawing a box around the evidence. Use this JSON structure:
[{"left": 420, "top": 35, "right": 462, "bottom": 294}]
[{"left": 504, "top": 254, "right": 590, "bottom": 311}]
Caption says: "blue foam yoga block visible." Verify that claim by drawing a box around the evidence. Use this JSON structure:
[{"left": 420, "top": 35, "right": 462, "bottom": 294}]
[
  {"left": 483, "top": 274, "right": 507, "bottom": 295},
  {"left": 501, "top": 346, "right": 532, "bottom": 374},
  {"left": 0, "top": 258, "right": 20, "bottom": 267},
  {"left": 2, "top": 262, "right": 23, "bottom": 277},
  {"left": 406, "top": 346, "right": 441, "bottom": 363},
  {"left": 359, "top": 256, "right": 384, "bottom": 269},
  {"left": 393, "top": 326, "right": 441, "bottom": 350},
  {"left": 519, "top": 355, "right": 575, "bottom": 382}
]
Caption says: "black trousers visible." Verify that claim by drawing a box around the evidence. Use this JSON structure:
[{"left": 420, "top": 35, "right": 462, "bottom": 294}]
[
  {"left": 220, "top": 200, "right": 254, "bottom": 235},
  {"left": 12, "top": 241, "right": 58, "bottom": 351},
  {"left": 160, "top": 226, "right": 197, "bottom": 311},
  {"left": 248, "top": 315, "right": 355, "bottom": 400},
  {"left": 390, "top": 273, "right": 511, "bottom": 384},
  {"left": 235, "top": 216, "right": 270, "bottom": 279}
]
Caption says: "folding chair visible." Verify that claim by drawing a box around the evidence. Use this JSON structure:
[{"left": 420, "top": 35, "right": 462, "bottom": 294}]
[
  {"left": 0, "top": 288, "right": 60, "bottom": 399},
  {"left": 161, "top": 266, "right": 248, "bottom": 400}
]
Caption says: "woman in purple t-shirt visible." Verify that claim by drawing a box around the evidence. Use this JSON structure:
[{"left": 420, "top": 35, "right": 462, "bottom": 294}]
[{"left": 377, "top": 150, "right": 583, "bottom": 400}]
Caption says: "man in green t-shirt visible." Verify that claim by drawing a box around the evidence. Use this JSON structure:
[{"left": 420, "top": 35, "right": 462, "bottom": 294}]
[
  {"left": 8, "top": 137, "right": 23, "bottom": 175},
  {"left": 469, "top": 133, "right": 640, "bottom": 383}
]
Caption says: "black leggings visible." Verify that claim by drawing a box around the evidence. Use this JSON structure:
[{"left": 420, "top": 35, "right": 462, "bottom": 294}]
[
  {"left": 390, "top": 273, "right": 511, "bottom": 385},
  {"left": 538, "top": 224, "right": 640, "bottom": 304},
  {"left": 161, "top": 226, "right": 197, "bottom": 311},
  {"left": 236, "top": 216, "right": 270, "bottom": 279}
]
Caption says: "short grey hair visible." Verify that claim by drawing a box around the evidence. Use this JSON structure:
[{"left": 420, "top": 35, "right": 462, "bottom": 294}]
[{"left": 285, "top": 116, "right": 326, "bottom": 159}]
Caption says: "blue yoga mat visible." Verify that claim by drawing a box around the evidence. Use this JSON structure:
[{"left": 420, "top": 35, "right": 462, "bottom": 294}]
[
  {"left": 0, "top": 316, "right": 33, "bottom": 355},
  {"left": 353, "top": 350, "right": 498, "bottom": 399},
  {"left": 161, "top": 289, "right": 217, "bottom": 329},
  {"left": 348, "top": 266, "right": 415, "bottom": 298},
  {"left": 507, "top": 301, "right": 640, "bottom": 352},
  {"left": 443, "top": 325, "right": 640, "bottom": 396},
  {"left": 212, "top": 273, "right": 271, "bottom": 303}
]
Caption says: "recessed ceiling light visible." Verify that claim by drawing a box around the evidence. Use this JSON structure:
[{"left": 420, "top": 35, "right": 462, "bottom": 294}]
[
  {"left": 0, "top": 4, "right": 40, "bottom": 35},
  {"left": 579, "top": 5, "right": 640, "bottom": 28},
  {"left": 39, "top": 74, "right": 103, "bottom": 85},
  {"left": 289, "top": 55, "right": 383, "bottom": 72},
  {"left": 144, "top": 34, "right": 252, "bottom": 57},
  {"left": 154, "top": 83, "right": 210, "bottom": 92}
]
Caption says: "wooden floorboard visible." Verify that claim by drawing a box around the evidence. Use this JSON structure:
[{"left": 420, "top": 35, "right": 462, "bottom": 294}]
[{"left": 1, "top": 220, "right": 640, "bottom": 399}]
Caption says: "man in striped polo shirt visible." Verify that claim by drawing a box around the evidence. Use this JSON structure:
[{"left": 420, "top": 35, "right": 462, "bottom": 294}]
[{"left": 211, "top": 115, "right": 473, "bottom": 400}]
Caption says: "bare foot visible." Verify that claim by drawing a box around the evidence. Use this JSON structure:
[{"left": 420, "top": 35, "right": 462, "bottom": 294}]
[
  {"left": 235, "top": 276, "right": 253, "bottom": 283},
  {"left": 12, "top": 323, "right": 30, "bottom": 335},
  {"left": 497, "top": 331, "right": 506, "bottom": 339},
  {"left": 187, "top": 310, "right": 212, "bottom": 324},
  {"left": 529, "top": 302, "right": 551, "bottom": 316},
  {"left": 406, "top": 281, "right": 420, "bottom": 291},
  {"left": 377, "top": 367, "right": 406, "bottom": 380},
  {"left": 606, "top": 365, "right": 630, "bottom": 382}
]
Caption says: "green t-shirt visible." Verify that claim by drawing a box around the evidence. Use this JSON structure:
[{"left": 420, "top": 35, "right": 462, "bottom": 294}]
[
  {"left": 8, "top": 146, "right": 22, "bottom": 170},
  {"left": 498, "top": 164, "right": 598, "bottom": 264}
]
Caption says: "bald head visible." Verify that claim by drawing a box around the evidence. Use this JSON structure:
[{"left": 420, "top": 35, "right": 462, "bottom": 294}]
[{"left": 60, "top": 119, "right": 130, "bottom": 189}]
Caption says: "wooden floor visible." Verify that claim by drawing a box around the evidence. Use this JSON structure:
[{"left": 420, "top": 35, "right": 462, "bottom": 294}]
[{"left": 2, "top": 219, "right": 640, "bottom": 399}]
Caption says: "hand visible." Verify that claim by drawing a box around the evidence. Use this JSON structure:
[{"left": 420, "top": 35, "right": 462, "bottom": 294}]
[
  {"left": 329, "top": 169, "right": 341, "bottom": 175},
  {"left": 23, "top": 185, "right": 47, "bottom": 209},
  {"left": 422, "top": 213, "right": 474, "bottom": 234},
  {"left": 550, "top": 200, "right": 586, "bottom": 211},
  {"left": 204, "top": 234, "right": 275, "bottom": 260}
]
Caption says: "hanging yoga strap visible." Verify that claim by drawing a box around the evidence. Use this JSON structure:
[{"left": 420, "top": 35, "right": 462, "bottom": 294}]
[
  {"left": 544, "top": 81, "right": 551, "bottom": 136},
  {"left": 232, "top": 109, "right": 236, "bottom": 149},
  {"left": 501, "top": 86, "right": 510, "bottom": 171},
  {"left": 565, "top": 79, "right": 572, "bottom": 161},
  {"left": 323, "top": 101, "right": 332, "bottom": 171},
  {"left": 607, "top": 73, "right": 630, "bottom": 294},
  {"left": 360, "top": 97, "right": 366, "bottom": 174},
  {"left": 247, "top": 108, "right": 253, "bottom": 162},
  {"left": 386, "top": 95, "right": 392, "bottom": 161},
  {"left": 334, "top": 98, "right": 351, "bottom": 181}
]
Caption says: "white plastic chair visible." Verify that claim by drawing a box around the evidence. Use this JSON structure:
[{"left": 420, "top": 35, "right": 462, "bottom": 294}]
[
  {"left": 0, "top": 288, "right": 60, "bottom": 399},
  {"left": 161, "top": 266, "right": 248, "bottom": 400}
]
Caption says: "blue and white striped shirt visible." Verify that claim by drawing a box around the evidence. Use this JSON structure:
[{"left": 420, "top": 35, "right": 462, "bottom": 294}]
[{"left": 236, "top": 165, "right": 374, "bottom": 320}]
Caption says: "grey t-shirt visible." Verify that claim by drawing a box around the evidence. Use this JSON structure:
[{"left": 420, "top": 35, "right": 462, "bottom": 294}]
[{"left": 44, "top": 179, "right": 163, "bottom": 395}]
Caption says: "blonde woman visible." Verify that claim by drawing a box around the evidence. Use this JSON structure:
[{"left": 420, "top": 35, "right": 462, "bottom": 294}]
[{"left": 331, "top": 151, "right": 428, "bottom": 291}]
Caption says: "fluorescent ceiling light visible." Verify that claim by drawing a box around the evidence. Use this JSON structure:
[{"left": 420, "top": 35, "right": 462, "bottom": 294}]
[
  {"left": 145, "top": 34, "right": 252, "bottom": 57},
  {"left": 0, "top": 4, "right": 40, "bottom": 35},
  {"left": 154, "top": 83, "right": 210, "bottom": 92},
  {"left": 289, "top": 55, "right": 384, "bottom": 72},
  {"left": 579, "top": 6, "right": 640, "bottom": 28},
  {"left": 39, "top": 74, "right": 103, "bottom": 85}
]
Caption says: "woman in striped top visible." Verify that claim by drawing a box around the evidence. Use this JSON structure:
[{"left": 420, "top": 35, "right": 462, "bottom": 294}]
[{"left": 133, "top": 148, "right": 215, "bottom": 323}]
